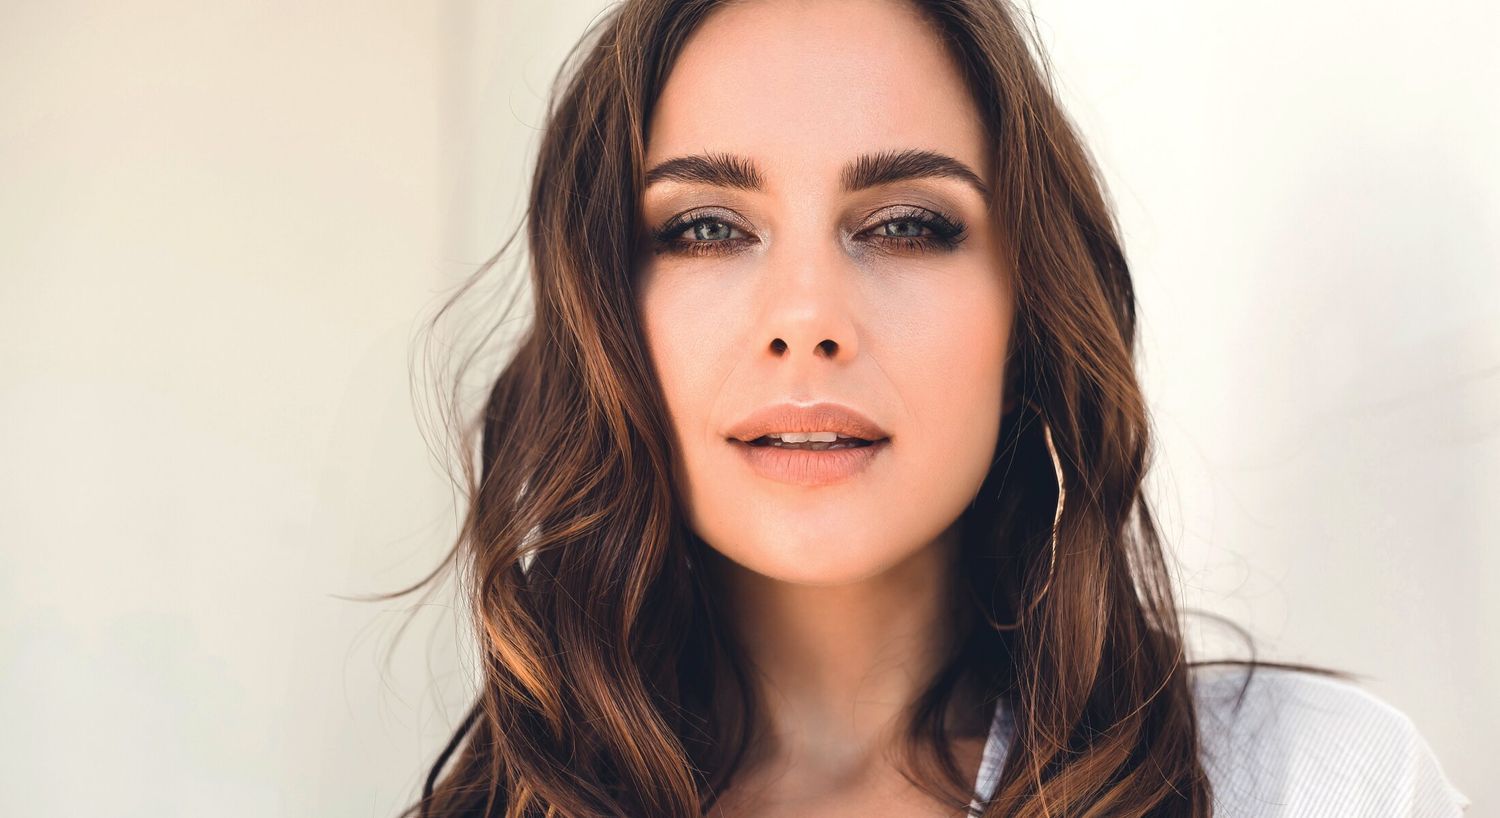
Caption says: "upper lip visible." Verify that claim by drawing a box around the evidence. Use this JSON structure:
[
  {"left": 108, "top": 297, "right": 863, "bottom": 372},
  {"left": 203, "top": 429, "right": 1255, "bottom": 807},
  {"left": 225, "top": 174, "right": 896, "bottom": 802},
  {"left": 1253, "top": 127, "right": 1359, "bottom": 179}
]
[{"left": 726, "top": 401, "right": 891, "bottom": 443}]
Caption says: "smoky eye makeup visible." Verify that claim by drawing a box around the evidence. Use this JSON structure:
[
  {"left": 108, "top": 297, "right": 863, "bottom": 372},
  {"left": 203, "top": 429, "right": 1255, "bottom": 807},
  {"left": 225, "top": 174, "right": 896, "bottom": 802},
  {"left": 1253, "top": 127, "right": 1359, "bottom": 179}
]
[
  {"left": 853, "top": 204, "right": 969, "bottom": 256},
  {"left": 649, "top": 207, "right": 759, "bottom": 257},
  {"left": 647, "top": 203, "right": 969, "bottom": 259}
]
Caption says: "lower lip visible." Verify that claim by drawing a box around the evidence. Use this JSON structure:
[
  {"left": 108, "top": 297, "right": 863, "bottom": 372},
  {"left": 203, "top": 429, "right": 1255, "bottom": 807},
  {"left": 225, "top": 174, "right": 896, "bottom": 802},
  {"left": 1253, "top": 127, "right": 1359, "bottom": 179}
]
[{"left": 729, "top": 438, "right": 891, "bottom": 487}]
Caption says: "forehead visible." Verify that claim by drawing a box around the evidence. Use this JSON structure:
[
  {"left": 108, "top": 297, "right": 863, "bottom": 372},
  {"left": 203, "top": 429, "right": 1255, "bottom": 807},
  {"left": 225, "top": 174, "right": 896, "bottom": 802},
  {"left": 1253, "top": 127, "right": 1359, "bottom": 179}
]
[{"left": 646, "top": 0, "right": 987, "bottom": 178}]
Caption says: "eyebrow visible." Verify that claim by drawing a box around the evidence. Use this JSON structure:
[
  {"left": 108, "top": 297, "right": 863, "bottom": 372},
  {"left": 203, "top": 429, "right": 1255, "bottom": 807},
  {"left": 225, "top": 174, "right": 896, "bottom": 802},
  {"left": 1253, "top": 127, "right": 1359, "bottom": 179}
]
[{"left": 642, "top": 148, "right": 990, "bottom": 202}]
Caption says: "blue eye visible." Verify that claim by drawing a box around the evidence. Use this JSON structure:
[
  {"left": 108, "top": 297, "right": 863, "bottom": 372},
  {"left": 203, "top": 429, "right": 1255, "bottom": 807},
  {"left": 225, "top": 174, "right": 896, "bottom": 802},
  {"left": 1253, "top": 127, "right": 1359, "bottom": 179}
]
[
  {"left": 651, "top": 212, "right": 757, "bottom": 257},
  {"left": 687, "top": 219, "right": 739, "bottom": 242},
  {"left": 881, "top": 219, "right": 930, "bottom": 238},
  {"left": 861, "top": 207, "right": 967, "bottom": 253}
]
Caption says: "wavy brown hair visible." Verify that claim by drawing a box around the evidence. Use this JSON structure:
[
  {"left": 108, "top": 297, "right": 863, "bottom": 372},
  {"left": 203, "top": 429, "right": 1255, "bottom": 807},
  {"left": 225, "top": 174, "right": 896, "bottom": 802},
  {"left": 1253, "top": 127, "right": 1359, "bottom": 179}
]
[{"left": 383, "top": 1, "right": 1351, "bottom": 816}]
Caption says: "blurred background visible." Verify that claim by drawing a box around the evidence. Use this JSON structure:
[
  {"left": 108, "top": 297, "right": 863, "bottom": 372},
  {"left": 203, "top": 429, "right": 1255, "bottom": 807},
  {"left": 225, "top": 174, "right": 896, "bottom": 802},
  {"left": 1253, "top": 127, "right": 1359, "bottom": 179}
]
[{"left": 2, "top": 1, "right": 1494, "bottom": 815}]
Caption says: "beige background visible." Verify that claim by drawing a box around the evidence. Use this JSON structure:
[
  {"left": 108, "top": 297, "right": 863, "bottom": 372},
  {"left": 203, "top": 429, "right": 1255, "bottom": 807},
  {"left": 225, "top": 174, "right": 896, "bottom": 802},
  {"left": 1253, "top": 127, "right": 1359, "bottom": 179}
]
[{"left": 2, "top": 1, "right": 1494, "bottom": 815}]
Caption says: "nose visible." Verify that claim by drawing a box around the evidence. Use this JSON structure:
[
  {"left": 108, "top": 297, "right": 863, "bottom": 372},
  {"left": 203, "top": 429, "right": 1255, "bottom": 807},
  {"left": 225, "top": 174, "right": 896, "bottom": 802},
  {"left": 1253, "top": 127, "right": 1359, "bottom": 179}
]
[{"left": 758, "top": 239, "right": 861, "bottom": 367}]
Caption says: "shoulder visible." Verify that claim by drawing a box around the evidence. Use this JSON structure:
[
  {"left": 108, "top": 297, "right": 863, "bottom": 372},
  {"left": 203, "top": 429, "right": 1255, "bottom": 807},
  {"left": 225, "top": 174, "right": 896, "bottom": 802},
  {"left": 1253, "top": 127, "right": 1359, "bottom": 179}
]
[{"left": 1189, "top": 664, "right": 1471, "bottom": 817}]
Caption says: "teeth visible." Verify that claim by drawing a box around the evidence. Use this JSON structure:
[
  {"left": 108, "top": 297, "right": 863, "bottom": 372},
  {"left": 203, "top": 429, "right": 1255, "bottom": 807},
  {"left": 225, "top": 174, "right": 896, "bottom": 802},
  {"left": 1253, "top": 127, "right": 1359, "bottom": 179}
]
[{"left": 770, "top": 431, "right": 841, "bottom": 443}]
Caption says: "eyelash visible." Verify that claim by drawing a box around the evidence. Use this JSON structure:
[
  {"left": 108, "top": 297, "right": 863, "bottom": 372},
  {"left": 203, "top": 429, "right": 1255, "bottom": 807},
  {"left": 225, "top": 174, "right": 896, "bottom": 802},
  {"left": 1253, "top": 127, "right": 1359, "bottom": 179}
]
[{"left": 650, "top": 206, "right": 969, "bottom": 258}]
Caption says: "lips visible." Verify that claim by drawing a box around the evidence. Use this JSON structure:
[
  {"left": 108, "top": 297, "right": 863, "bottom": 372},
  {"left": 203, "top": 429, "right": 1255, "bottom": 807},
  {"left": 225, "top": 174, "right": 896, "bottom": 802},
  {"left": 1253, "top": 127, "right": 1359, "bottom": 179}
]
[
  {"left": 744, "top": 434, "right": 872, "bottom": 449},
  {"left": 730, "top": 432, "right": 891, "bottom": 486},
  {"left": 725, "top": 401, "right": 892, "bottom": 445}
]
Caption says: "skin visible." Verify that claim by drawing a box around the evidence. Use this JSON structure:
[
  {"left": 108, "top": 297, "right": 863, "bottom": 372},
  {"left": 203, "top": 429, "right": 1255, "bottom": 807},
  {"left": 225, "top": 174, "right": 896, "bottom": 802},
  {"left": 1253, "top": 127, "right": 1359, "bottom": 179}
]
[{"left": 633, "top": 0, "right": 1017, "bottom": 814}]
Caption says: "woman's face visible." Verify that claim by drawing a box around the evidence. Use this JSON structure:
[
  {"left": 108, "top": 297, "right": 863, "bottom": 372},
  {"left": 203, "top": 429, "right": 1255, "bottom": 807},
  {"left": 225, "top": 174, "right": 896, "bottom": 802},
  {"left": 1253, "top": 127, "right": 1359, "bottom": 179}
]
[{"left": 635, "top": 0, "right": 1016, "bottom": 586}]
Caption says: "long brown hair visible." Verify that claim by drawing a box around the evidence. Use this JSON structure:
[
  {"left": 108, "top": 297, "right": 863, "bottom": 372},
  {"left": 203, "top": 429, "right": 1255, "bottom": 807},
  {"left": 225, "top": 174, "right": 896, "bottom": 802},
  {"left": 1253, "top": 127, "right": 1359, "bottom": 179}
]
[{"left": 383, "top": 1, "right": 1350, "bottom": 815}]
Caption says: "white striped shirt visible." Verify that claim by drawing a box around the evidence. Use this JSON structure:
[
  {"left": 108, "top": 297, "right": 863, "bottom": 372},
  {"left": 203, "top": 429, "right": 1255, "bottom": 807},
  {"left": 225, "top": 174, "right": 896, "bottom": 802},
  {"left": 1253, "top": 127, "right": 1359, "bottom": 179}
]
[{"left": 969, "top": 665, "right": 1471, "bottom": 816}]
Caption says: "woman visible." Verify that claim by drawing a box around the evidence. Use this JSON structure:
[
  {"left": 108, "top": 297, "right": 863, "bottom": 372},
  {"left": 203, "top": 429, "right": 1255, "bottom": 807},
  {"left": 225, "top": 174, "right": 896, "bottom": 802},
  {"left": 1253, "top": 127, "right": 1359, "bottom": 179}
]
[{"left": 392, "top": 0, "right": 1469, "bottom": 815}]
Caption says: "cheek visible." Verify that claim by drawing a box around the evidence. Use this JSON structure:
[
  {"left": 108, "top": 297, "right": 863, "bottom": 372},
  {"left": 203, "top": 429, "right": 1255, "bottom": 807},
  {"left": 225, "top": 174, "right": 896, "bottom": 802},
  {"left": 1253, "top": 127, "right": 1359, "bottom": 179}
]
[
  {"left": 637, "top": 272, "right": 748, "bottom": 547},
  {"left": 880, "top": 266, "right": 1013, "bottom": 480},
  {"left": 637, "top": 272, "right": 725, "bottom": 448},
  {"left": 899, "top": 302, "right": 1006, "bottom": 396}
]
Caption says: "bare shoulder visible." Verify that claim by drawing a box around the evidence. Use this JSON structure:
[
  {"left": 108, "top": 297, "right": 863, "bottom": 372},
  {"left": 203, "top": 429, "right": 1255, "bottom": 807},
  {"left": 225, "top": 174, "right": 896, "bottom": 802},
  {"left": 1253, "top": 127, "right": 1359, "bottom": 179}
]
[{"left": 1188, "top": 664, "right": 1471, "bottom": 816}]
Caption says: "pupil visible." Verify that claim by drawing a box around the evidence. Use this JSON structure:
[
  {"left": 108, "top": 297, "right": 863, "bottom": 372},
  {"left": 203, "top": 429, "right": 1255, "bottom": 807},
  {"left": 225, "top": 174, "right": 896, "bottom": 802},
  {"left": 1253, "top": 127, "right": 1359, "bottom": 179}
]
[{"left": 886, "top": 220, "right": 923, "bottom": 237}]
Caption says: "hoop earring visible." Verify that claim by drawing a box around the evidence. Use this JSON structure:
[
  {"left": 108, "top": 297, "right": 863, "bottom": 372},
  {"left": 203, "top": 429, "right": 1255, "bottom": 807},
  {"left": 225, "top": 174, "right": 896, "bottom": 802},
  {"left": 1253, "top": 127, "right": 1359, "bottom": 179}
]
[{"left": 979, "top": 403, "right": 1064, "bottom": 632}]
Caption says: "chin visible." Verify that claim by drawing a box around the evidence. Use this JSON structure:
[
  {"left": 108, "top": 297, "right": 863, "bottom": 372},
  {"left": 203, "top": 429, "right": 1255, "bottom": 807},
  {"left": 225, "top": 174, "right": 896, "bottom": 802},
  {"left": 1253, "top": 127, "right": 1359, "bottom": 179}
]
[{"left": 704, "top": 518, "right": 915, "bottom": 586}]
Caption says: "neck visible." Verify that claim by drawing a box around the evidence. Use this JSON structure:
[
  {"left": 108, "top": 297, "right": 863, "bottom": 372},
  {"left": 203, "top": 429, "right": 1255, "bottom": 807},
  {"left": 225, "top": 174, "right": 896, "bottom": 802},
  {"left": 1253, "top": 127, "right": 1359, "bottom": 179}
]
[{"left": 706, "top": 523, "right": 981, "bottom": 774}]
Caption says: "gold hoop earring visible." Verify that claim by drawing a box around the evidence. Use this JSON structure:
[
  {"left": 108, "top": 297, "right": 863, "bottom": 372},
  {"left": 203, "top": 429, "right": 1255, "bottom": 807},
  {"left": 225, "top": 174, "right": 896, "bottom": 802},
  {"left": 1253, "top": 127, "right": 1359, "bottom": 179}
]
[{"left": 980, "top": 404, "right": 1064, "bottom": 632}]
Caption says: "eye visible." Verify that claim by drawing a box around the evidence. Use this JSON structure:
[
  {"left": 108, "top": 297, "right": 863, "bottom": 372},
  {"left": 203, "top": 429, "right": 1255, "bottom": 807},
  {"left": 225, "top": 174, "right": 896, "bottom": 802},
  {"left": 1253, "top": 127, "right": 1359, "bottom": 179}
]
[
  {"left": 647, "top": 205, "right": 967, "bottom": 258},
  {"left": 651, "top": 210, "right": 758, "bottom": 257},
  {"left": 859, "top": 206, "right": 968, "bottom": 253}
]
